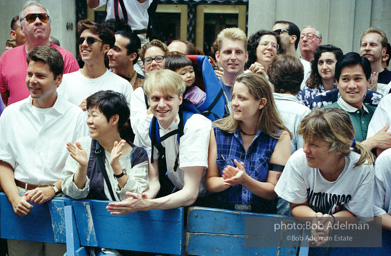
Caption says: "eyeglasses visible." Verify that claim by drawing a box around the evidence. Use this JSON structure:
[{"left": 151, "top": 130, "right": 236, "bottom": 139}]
[
  {"left": 259, "top": 41, "right": 279, "bottom": 50},
  {"left": 273, "top": 29, "right": 289, "bottom": 34},
  {"left": 78, "top": 37, "right": 102, "bottom": 45},
  {"left": 144, "top": 55, "right": 165, "bottom": 65},
  {"left": 23, "top": 13, "right": 49, "bottom": 24},
  {"left": 300, "top": 33, "right": 319, "bottom": 40}
]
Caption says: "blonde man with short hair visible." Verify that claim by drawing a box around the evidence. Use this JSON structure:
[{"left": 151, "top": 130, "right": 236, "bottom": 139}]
[
  {"left": 215, "top": 27, "right": 248, "bottom": 114},
  {"left": 107, "top": 69, "right": 212, "bottom": 213}
]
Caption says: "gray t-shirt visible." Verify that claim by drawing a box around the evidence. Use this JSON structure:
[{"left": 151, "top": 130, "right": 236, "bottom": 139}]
[{"left": 275, "top": 149, "right": 374, "bottom": 218}]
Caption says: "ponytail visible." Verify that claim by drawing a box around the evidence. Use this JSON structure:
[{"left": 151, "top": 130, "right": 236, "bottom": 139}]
[{"left": 353, "top": 141, "right": 374, "bottom": 166}]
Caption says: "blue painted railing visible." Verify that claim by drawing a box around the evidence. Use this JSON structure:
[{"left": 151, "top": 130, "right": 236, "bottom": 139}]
[{"left": 2, "top": 192, "right": 390, "bottom": 255}]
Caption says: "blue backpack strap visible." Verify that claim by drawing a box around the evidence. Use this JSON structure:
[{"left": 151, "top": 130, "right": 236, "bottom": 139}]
[{"left": 149, "top": 104, "right": 196, "bottom": 197}]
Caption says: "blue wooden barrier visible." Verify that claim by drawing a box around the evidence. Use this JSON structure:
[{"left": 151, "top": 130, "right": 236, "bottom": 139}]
[
  {"left": 186, "top": 206, "right": 308, "bottom": 256},
  {"left": 69, "top": 200, "right": 185, "bottom": 255},
  {"left": 0, "top": 192, "right": 72, "bottom": 244}
]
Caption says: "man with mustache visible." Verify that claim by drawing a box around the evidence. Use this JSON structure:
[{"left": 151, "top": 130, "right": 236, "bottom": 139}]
[{"left": 360, "top": 28, "right": 391, "bottom": 94}]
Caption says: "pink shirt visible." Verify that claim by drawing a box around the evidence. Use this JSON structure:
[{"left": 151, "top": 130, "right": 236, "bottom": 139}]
[{"left": 0, "top": 43, "right": 79, "bottom": 105}]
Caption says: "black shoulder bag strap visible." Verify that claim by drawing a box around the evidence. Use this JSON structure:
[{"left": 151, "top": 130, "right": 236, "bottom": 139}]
[
  {"left": 114, "top": 0, "right": 129, "bottom": 26},
  {"left": 87, "top": 139, "right": 117, "bottom": 201}
]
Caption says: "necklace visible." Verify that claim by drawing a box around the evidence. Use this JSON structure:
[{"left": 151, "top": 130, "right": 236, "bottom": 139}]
[{"left": 240, "top": 129, "right": 257, "bottom": 136}]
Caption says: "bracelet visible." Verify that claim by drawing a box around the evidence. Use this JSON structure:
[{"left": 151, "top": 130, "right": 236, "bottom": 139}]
[{"left": 114, "top": 169, "right": 126, "bottom": 179}]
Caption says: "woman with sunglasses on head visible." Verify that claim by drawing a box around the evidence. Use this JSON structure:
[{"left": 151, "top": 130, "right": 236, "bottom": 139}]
[
  {"left": 206, "top": 73, "right": 291, "bottom": 213},
  {"left": 297, "top": 45, "right": 343, "bottom": 109},
  {"left": 275, "top": 108, "right": 374, "bottom": 245},
  {"left": 245, "top": 30, "right": 282, "bottom": 78}
]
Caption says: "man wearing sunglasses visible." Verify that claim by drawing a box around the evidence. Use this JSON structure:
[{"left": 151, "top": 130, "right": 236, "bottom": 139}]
[
  {"left": 0, "top": 1, "right": 79, "bottom": 107},
  {"left": 272, "top": 20, "right": 311, "bottom": 89},
  {"left": 58, "top": 20, "right": 132, "bottom": 112}
]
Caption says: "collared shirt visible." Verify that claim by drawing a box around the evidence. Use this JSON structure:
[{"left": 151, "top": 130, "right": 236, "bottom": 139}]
[
  {"left": 137, "top": 113, "right": 212, "bottom": 196},
  {"left": 324, "top": 97, "right": 376, "bottom": 142},
  {"left": 310, "top": 88, "right": 383, "bottom": 109},
  {"left": 274, "top": 93, "right": 311, "bottom": 154},
  {"left": 0, "top": 43, "right": 79, "bottom": 106},
  {"left": 0, "top": 95, "right": 88, "bottom": 185},
  {"left": 213, "top": 127, "right": 280, "bottom": 211}
]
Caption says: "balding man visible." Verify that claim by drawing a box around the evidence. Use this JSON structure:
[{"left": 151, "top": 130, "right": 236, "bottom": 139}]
[{"left": 299, "top": 26, "right": 322, "bottom": 62}]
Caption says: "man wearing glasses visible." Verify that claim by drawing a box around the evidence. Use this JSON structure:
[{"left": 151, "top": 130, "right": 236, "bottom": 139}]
[
  {"left": 58, "top": 20, "right": 132, "bottom": 112},
  {"left": 299, "top": 26, "right": 322, "bottom": 62},
  {"left": 272, "top": 21, "right": 311, "bottom": 89},
  {"left": 0, "top": 1, "right": 79, "bottom": 107}
]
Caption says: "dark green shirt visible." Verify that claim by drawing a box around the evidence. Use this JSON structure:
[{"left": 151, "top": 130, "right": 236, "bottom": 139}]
[{"left": 324, "top": 102, "right": 376, "bottom": 142}]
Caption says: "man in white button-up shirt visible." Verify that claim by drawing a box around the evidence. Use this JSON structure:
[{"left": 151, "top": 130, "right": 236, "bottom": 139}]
[{"left": 0, "top": 45, "right": 87, "bottom": 256}]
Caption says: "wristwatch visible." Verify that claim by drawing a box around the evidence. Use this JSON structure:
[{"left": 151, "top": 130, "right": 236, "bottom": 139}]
[
  {"left": 114, "top": 169, "right": 127, "bottom": 179},
  {"left": 50, "top": 184, "right": 60, "bottom": 195}
]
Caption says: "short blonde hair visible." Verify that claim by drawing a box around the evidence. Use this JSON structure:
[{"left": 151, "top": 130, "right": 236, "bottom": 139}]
[
  {"left": 216, "top": 27, "right": 247, "bottom": 51},
  {"left": 143, "top": 69, "right": 186, "bottom": 98}
]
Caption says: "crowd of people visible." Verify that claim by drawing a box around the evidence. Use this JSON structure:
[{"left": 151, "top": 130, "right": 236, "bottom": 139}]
[{"left": 1, "top": 0, "right": 391, "bottom": 255}]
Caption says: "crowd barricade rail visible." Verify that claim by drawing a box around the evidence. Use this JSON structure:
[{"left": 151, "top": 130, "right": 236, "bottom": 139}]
[
  {"left": 68, "top": 199, "right": 185, "bottom": 255},
  {"left": 0, "top": 192, "right": 72, "bottom": 244},
  {"left": 2, "top": 192, "right": 391, "bottom": 256},
  {"left": 186, "top": 206, "right": 309, "bottom": 256}
]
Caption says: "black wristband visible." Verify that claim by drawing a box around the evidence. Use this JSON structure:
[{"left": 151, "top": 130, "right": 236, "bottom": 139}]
[{"left": 113, "top": 169, "right": 126, "bottom": 179}]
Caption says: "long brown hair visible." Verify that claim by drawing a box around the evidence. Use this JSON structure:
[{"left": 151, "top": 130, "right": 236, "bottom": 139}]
[{"left": 214, "top": 73, "right": 291, "bottom": 139}]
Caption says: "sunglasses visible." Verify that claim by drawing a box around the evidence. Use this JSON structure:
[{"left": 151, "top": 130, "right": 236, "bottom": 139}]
[
  {"left": 24, "top": 13, "right": 49, "bottom": 24},
  {"left": 78, "top": 37, "right": 102, "bottom": 45},
  {"left": 144, "top": 55, "right": 165, "bottom": 65},
  {"left": 273, "top": 29, "right": 289, "bottom": 34}
]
